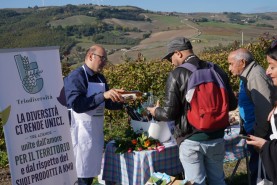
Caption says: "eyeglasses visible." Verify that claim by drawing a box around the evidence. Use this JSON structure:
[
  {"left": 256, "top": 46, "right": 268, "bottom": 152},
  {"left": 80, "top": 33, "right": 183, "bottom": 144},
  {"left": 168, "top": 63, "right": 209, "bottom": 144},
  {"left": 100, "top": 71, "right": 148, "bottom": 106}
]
[
  {"left": 271, "top": 39, "right": 277, "bottom": 49},
  {"left": 168, "top": 52, "right": 175, "bottom": 62},
  {"left": 93, "top": 53, "right": 107, "bottom": 62}
]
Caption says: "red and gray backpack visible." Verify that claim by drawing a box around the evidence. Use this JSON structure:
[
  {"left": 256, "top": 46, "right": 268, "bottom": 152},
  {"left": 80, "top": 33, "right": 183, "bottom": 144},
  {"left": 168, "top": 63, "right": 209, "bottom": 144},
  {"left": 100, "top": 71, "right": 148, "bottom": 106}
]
[{"left": 179, "top": 62, "right": 229, "bottom": 132}]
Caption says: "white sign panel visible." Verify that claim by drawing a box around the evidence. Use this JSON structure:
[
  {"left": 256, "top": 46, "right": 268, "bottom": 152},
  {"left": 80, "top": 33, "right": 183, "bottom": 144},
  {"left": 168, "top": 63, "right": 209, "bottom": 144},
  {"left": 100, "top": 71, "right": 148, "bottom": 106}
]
[{"left": 0, "top": 47, "right": 77, "bottom": 185}]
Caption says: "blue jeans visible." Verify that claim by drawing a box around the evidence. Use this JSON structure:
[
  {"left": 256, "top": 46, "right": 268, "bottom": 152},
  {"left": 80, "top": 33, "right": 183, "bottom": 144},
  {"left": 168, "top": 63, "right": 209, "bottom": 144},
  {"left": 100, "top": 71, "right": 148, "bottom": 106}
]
[{"left": 179, "top": 138, "right": 226, "bottom": 185}]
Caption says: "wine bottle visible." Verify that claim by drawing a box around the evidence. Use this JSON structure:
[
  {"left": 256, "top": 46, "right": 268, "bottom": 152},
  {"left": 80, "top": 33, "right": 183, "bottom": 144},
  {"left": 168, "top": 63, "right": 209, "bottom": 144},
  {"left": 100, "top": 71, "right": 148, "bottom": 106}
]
[
  {"left": 120, "top": 91, "right": 150, "bottom": 101},
  {"left": 146, "top": 93, "right": 155, "bottom": 121},
  {"left": 123, "top": 104, "right": 143, "bottom": 121},
  {"left": 136, "top": 102, "right": 148, "bottom": 122},
  {"left": 147, "top": 92, "right": 154, "bottom": 107}
]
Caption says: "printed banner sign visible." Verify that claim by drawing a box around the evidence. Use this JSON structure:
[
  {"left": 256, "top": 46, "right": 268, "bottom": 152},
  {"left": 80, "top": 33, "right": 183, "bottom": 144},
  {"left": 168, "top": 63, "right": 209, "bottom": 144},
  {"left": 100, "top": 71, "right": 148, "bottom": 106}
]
[{"left": 0, "top": 47, "right": 77, "bottom": 185}]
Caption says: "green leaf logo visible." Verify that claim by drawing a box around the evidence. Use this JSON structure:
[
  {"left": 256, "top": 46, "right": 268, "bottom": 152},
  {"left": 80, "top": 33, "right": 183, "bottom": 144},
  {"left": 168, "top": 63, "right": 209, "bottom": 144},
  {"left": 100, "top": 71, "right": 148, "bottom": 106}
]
[{"left": 0, "top": 105, "right": 11, "bottom": 126}]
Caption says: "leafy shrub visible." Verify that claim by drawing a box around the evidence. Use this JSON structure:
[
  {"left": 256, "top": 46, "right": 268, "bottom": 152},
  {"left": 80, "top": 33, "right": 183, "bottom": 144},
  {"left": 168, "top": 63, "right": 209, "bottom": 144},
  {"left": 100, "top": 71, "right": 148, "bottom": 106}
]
[
  {"left": 0, "top": 119, "right": 8, "bottom": 167},
  {"left": 0, "top": 35, "right": 275, "bottom": 167},
  {"left": 200, "top": 35, "right": 274, "bottom": 92},
  {"left": 102, "top": 35, "right": 275, "bottom": 143},
  {"left": 102, "top": 58, "right": 173, "bottom": 142}
]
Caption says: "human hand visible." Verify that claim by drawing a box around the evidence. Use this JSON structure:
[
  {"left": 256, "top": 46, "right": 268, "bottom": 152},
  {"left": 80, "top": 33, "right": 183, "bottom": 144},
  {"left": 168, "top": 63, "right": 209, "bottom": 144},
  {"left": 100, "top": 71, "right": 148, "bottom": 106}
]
[
  {"left": 233, "top": 91, "right": 239, "bottom": 98},
  {"left": 147, "top": 100, "right": 160, "bottom": 117},
  {"left": 104, "top": 89, "right": 125, "bottom": 102},
  {"left": 246, "top": 135, "right": 267, "bottom": 150}
]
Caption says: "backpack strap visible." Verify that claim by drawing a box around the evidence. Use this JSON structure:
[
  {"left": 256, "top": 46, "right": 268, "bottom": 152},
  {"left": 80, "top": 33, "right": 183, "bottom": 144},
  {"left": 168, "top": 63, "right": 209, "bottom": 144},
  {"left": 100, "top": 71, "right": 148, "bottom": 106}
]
[
  {"left": 179, "top": 61, "right": 214, "bottom": 72},
  {"left": 178, "top": 55, "right": 202, "bottom": 72},
  {"left": 179, "top": 61, "right": 225, "bottom": 89},
  {"left": 179, "top": 62, "right": 198, "bottom": 72}
]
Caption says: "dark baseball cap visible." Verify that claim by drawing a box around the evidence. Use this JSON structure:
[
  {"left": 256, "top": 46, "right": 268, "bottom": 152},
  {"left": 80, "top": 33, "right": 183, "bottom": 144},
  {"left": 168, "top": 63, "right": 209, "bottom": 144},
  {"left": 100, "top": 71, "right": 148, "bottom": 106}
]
[{"left": 162, "top": 37, "right": 193, "bottom": 60}]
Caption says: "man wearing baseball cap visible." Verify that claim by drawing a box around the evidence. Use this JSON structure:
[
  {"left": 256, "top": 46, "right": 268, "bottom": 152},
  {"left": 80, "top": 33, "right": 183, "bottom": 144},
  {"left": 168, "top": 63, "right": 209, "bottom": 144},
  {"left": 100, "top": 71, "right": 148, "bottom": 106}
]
[
  {"left": 148, "top": 37, "right": 237, "bottom": 185},
  {"left": 162, "top": 37, "right": 193, "bottom": 62}
]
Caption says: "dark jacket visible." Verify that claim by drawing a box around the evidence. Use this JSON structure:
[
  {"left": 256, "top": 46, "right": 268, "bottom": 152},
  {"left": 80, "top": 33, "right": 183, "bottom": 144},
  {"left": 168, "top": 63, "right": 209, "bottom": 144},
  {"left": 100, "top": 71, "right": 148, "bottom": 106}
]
[
  {"left": 64, "top": 64, "right": 122, "bottom": 113},
  {"left": 155, "top": 55, "right": 237, "bottom": 144},
  {"left": 260, "top": 140, "right": 277, "bottom": 184},
  {"left": 260, "top": 113, "right": 277, "bottom": 185}
]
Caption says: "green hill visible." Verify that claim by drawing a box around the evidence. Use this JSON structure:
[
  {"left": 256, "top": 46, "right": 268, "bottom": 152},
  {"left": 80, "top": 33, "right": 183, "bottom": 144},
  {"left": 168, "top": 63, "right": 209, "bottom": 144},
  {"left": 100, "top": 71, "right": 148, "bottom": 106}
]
[{"left": 0, "top": 5, "right": 276, "bottom": 65}]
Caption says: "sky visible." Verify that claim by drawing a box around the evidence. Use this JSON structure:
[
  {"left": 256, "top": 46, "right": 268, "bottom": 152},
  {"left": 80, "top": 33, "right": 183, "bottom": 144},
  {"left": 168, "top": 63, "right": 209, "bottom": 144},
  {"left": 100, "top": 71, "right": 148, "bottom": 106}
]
[{"left": 1, "top": 0, "right": 277, "bottom": 13}]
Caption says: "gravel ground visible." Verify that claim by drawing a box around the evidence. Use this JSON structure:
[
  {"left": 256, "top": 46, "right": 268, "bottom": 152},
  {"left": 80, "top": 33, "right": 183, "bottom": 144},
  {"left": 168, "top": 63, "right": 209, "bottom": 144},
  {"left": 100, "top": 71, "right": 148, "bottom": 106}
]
[{"left": 0, "top": 166, "right": 11, "bottom": 185}]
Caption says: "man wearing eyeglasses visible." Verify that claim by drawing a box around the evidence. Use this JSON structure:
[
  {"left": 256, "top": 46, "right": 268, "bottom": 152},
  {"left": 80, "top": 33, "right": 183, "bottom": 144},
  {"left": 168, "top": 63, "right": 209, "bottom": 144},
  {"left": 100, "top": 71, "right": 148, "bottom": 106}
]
[{"left": 64, "top": 44, "right": 124, "bottom": 185}]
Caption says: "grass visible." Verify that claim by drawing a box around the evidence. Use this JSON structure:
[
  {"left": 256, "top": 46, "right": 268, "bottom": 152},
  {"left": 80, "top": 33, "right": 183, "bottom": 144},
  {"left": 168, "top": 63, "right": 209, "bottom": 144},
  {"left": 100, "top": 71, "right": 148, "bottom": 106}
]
[
  {"left": 224, "top": 158, "right": 249, "bottom": 185},
  {"left": 50, "top": 15, "right": 97, "bottom": 27},
  {"left": 0, "top": 152, "right": 250, "bottom": 185},
  {"left": 147, "top": 14, "right": 182, "bottom": 25},
  {"left": 198, "top": 21, "right": 251, "bottom": 29},
  {"left": 90, "top": 158, "right": 249, "bottom": 185},
  {"left": 47, "top": 11, "right": 276, "bottom": 65},
  {"left": 145, "top": 13, "right": 188, "bottom": 30}
]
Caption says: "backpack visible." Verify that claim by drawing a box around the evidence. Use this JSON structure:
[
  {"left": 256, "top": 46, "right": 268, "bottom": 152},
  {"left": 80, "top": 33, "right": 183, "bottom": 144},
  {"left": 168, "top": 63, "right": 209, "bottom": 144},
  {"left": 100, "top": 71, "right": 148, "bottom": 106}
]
[{"left": 179, "top": 62, "right": 229, "bottom": 132}]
